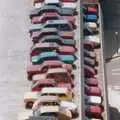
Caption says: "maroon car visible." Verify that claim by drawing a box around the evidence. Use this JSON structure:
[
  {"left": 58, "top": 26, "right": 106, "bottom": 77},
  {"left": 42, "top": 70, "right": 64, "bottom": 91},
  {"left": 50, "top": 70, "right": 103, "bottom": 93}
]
[
  {"left": 31, "top": 12, "right": 76, "bottom": 26},
  {"left": 84, "top": 65, "right": 96, "bottom": 78},
  {"left": 30, "top": 42, "right": 76, "bottom": 58},
  {"left": 85, "top": 77, "right": 98, "bottom": 86},
  {"left": 27, "top": 60, "right": 72, "bottom": 80},
  {"left": 85, "top": 105, "right": 104, "bottom": 119},
  {"left": 85, "top": 86, "right": 101, "bottom": 96}
]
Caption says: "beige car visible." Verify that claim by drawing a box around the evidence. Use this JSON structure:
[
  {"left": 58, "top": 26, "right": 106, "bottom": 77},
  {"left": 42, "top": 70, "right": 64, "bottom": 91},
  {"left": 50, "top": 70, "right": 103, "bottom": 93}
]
[{"left": 41, "top": 87, "right": 73, "bottom": 101}]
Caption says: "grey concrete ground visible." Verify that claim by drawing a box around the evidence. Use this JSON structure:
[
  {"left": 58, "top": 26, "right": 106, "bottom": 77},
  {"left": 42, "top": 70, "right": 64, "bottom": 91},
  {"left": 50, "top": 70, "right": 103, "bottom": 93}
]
[{"left": 0, "top": 0, "right": 31, "bottom": 119}]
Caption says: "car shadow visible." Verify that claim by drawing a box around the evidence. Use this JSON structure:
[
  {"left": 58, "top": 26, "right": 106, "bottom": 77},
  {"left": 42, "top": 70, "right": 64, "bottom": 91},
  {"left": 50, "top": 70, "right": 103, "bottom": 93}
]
[{"left": 109, "top": 106, "right": 120, "bottom": 120}]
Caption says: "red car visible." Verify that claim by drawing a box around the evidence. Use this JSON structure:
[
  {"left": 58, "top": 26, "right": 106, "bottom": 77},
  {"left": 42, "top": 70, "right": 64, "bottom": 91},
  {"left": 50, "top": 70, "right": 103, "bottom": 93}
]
[
  {"left": 83, "top": 5, "right": 98, "bottom": 14},
  {"left": 31, "top": 79, "right": 56, "bottom": 91},
  {"left": 85, "top": 86, "right": 101, "bottom": 96},
  {"left": 27, "top": 60, "right": 72, "bottom": 80},
  {"left": 31, "top": 28, "right": 74, "bottom": 43},
  {"left": 85, "top": 105, "right": 104, "bottom": 118},
  {"left": 85, "top": 77, "right": 98, "bottom": 86},
  {"left": 31, "top": 12, "right": 76, "bottom": 26},
  {"left": 30, "top": 42, "right": 76, "bottom": 57}
]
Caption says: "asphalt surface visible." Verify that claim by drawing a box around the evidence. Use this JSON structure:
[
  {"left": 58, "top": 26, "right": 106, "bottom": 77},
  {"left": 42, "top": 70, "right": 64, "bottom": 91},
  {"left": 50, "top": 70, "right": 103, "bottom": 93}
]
[
  {"left": 101, "top": 0, "right": 120, "bottom": 59},
  {"left": 0, "top": 0, "right": 31, "bottom": 119},
  {"left": 101, "top": 0, "right": 120, "bottom": 119}
]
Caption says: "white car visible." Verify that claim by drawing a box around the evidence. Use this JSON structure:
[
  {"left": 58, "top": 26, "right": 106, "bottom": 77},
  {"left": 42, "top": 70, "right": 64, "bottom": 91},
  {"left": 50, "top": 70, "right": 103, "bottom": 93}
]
[
  {"left": 34, "top": 0, "right": 76, "bottom": 10},
  {"left": 85, "top": 35, "right": 100, "bottom": 43},
  {"left": 85, "top": 95, "right": 102, "bottom": 105}
]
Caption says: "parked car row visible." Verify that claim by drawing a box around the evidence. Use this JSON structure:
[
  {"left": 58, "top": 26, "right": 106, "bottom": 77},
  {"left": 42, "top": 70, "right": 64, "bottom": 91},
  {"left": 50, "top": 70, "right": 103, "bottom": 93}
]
[
  {"left": 83, "top": 4, "right": 104, "bottom": 120},
  {"left": 23, "top": 0, "right": 80, "bottom": 120}
]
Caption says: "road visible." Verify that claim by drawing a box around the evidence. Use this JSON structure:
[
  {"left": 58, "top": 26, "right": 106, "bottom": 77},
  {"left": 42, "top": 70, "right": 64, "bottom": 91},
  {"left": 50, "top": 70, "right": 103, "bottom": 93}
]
[
  {"left": 101, "top": 0, "right": 120, "bottom": 59},
  {"left": 0, "top": 0, "right": 31, "bottom": 119},
  {"left": 101, "top": 0, "right": 120, "bottom": 119}
]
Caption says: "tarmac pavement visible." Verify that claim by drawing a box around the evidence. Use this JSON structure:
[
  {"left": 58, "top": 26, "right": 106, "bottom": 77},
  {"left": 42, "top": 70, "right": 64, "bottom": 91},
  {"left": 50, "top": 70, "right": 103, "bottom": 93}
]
[{"left": 0, "top": 0, "right": 31, "bottom": 119}]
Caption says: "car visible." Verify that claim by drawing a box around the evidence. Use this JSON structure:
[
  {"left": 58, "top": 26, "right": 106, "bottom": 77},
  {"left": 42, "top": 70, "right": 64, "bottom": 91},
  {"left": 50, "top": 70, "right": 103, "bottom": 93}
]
[
  {"left": 41, "top": 87, "right": 73, "bottom": 101},
  {"left": 31, "top": 51, "right": 76, "bottom": 65},
  {"left": 29, "top": 5, "right": 76, "bottom": 19},
  {"left": 85, "top": 77, "right": 98, "bottom": 86},
  {"left": 84, "top": 22, "right": 98, "bottom": 32},
  {"left": 24, "top": 91, "right": 40, "bottom": 109},
  {"left": 60, "top": 101, "right": 79, "bottom": 118},
  {"left": 31, "top": 28, "right": 74, "bottom": 43},
  {"left": 85, "top": 105, "right": 104, "bottom": 118},
  {"left": 84, "top": 57, "right": 96, "bottom": 67},
  {"left": 31, "top": 12, "right": 76, "bottom": 26},
  {"left": 33, "top": 105, "right": 60, "bottom": 117},
  {"left": 84, "top": 49, "right": 95, "bottom": 59},
  {"left": 85, "top": 117, "right": 101, "bottom": 120},
  {"left": 32, "top": 96, "right": 60, "bottom": 114},
  {"left": 27, "top": 60, "right": 72, "bottom": 80},
  {"left": 84, "top": 14, "right": 98, "bottom": 22},
  {"left": 85, "top": 95, "right": 103, "bottom": 105},
  {"left": 26, "top": 116, "right": 58, "bottom": 120},
  {"left": 32, "top": 68, "right": 74, "bottom": 89},
  {"left": 85, "top": 35, "right": 100, "bottom": 44},
  {"left": 34, "top": 0, "right": 77, "bottom": 4},
  {"left": 85, "top": 86, "right": 101, "bottom": 96},
  {"left": 31, "top": 79, "right": 57, "bottom": 91},
  {"left": 84, "top": 40, "right": 100, "bottom": 49},
  {"left": 30, "top": 42, "right": 76, "bottom": 57},
  {"left": 34, "top": 0, "right": 76, "bottom": 10},
  {"left": 84, "top": 29, "right": 99, "bottom": 36},
  {"left": 83, "top": 6, "right": 98, "bottom": 14},
  {"left": 84, "top": 65, "right": 96, "bottom": 78},
  {"left": 32, "top": 95, "right": 59, "bottom": 111},
  {"left": 33, "top": 98, "right": 78, "bottom": 118},
  {"left": 29, "top": 20, "right": 74, "bottom": 35},
  {"left": 38, "top": 35, "right": 76, "bottom": 47}
]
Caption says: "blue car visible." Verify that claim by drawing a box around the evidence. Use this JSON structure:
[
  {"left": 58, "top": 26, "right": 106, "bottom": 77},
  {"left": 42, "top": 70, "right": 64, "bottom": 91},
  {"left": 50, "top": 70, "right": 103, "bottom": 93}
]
[{"left": 84, "top": 14, "right": 97, "bottom": 22}]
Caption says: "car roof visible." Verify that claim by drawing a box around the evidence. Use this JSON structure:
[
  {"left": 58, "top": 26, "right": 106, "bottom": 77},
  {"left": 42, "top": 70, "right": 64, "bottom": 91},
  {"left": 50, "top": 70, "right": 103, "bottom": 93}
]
[
  {"left": 37, "top": 95, "right": 59, "bottom": 103},
  {"left": 46, "top": 19, "right": 70, "bottom": 25},
  {"left": 41, "top": 87, "right": 68, "bottom": 94},
  {"left": 40, "top": 51, "right": 58, "bottom": 58},
  {"left": 85, "top": 35, "right": 100, "bottom": 43},
  {"left": 24, "top": 91, "right": 40, "bottom": 99},
  {"left": 31, "top": 43, "right": 58, "bottom": 50},
  {"left": 32, "top": 79, "right": 56, "bottom": 87},
  {"left": 32, "top": 74, "right": 46, "bottom": 81},
  {"left": 47, "top": 68, "right": 67, "bottom": 75},
  {"left": 39, "top": 106, "right": 59, "bottom": 114},
  {"left": 39, "top": 27, "right": 58, "bottom": 33},
  {"left": 44, "top": 0, "right": 60, "bottom": 4},
  {"left": 59, "top": 55, "right": 74, "bottom": 60},
  {"left": 87, "top": 96, "right": 102, "bottom": 104}
]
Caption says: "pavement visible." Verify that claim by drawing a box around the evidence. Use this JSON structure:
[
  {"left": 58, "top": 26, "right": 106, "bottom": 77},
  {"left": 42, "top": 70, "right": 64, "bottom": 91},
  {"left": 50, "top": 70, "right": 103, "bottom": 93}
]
[{"left": 0, "top": 0, "right": 31, "bottom": 119}]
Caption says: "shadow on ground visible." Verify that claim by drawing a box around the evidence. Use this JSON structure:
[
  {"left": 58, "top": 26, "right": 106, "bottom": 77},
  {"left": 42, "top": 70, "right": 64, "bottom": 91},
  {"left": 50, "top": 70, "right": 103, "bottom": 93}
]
[{"left": 109, "top": 106, "right": 120, "bottom": 120}]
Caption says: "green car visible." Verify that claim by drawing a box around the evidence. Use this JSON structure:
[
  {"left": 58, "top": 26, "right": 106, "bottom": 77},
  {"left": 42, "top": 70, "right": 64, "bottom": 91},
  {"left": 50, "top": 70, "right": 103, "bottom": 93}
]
[
  {"left": 32, "top": 51, "right": 75, "bottom": 65},
  {"left": 29, "top": 20, "right": 73, "bottom": 35}
]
